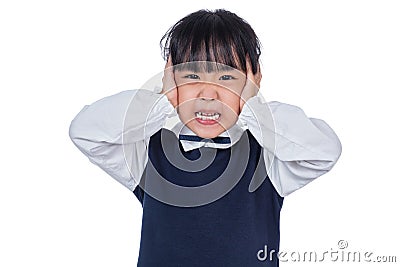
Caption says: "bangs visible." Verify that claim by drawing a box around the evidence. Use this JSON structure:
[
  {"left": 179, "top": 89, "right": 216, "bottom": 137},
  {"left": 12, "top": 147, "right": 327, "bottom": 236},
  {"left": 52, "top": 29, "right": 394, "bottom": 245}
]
[
  {"left": 160, "top": 9, "right": 261, "bottom": 74},
  {"left": 172, "top": 61, "right": 236, "bottom": 73}
]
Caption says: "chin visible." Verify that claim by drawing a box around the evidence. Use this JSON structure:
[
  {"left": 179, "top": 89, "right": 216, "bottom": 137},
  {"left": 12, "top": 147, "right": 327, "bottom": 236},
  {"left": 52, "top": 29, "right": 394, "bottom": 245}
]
[{"left": 186, "top": 121, "right": 225, "bottom": 139}]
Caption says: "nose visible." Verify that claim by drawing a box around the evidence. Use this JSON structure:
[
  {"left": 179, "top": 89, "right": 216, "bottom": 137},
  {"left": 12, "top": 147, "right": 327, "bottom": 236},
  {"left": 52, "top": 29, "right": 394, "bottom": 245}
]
[{"left": 198, "top": 83, "right": 218, "bottom": 101}]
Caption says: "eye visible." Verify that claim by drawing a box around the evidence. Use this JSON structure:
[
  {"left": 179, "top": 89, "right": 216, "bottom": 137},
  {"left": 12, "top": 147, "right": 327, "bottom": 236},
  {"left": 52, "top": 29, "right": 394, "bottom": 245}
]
[
  {"left": 219, "top": 75, "right": 236, "bottom": 81},
  {"left": 183, "top": 74, "right": 200, "bottom": 79}
]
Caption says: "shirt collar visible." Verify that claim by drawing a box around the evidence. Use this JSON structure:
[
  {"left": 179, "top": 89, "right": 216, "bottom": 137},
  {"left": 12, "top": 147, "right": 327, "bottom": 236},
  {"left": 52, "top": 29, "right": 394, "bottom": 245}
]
[{"left": 163, "top": 116, "right": 246, "bottom": 152}]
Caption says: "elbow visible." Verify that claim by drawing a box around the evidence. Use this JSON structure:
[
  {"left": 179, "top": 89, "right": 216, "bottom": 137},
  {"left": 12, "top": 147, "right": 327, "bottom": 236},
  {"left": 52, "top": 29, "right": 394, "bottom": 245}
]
[
  {"left": 321, "top": 137, "right": 342, "bottom": 172},
  {"left": 68, "top": 119, "right": 78, "bottom": 144},
  {"left": 333, "top": 138, "right": 342, "bottom": 163},
  {"left": 68, "top": 105, "right": 92, "bottom": 152},
  {"left": 68, "top": 105, "right": 90, "bottom": 143},
  {"left": 327, "top": 129, "right": 343, "bottom": 167},
  {"left": 68, "top": 118, "right": 85, "bottom": 153},
  {"left": 311, "top": 117, "right": 343, "bottom": 166},
  {"left": 68, "top": 117, "right": 96, "bottom": 159},
  {"left": 300, "top": 137, "right": 342, "bottom": 172},
  {"left": 318, "top": 137, "right": 342, "bottom": 171}
]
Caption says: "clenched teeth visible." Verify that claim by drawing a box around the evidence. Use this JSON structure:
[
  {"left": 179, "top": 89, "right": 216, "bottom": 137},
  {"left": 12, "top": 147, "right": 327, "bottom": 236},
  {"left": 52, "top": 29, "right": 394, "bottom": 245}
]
[{"left": 195, "top": 111, "right": 220, "bottom": 121}]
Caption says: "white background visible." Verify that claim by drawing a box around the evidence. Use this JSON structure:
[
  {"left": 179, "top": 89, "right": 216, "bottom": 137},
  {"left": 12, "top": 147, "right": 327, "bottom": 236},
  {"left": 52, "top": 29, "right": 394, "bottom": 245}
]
[{"left": 1, "top": 0, "right": 399, "bottom": 266}]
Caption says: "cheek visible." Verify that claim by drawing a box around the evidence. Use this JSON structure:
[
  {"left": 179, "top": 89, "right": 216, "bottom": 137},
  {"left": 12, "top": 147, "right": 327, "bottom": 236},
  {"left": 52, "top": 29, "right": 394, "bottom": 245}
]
[
  {"left": 220, "top": 80, "right": 245, "bottom": 98},
  {"left": 221, "top": 89, "right": 242, "bottom": 112},
  {"left": 177, "top": 85, "right": 197, "bottom": 103},
  {"left": 225, "top": 101, "right": 240, "bottom": 115},
  {"left": 176, "top": 86, "right": 197, "bottom": 121}
]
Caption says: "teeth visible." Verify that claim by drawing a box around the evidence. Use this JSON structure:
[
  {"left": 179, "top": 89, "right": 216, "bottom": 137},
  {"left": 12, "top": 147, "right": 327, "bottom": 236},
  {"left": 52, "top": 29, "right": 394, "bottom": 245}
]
[{"left": 195, "top": 111, "right": 220, "bottom": 120}]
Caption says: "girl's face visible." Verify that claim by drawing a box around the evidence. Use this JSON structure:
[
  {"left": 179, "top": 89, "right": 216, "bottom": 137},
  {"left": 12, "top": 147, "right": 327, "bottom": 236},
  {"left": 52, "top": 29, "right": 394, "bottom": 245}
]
[{"left": 174, "top": 62, "right": 247, "bottom": 139}]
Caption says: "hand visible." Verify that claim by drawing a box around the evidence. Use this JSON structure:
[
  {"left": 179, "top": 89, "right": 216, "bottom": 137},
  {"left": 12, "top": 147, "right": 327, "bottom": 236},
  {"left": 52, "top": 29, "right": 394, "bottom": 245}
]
[
  {"left": 161, "top": 55, "right": 178, "bottom": 108},
  {"left": 239, "top": 57, "right": 262, "bottom": 113}
]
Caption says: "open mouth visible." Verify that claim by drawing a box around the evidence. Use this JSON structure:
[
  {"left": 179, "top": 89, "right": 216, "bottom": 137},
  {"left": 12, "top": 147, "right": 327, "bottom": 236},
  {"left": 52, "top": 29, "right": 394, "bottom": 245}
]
[{"left": 194, "top": 111, "right": 221, "bottom": 125}]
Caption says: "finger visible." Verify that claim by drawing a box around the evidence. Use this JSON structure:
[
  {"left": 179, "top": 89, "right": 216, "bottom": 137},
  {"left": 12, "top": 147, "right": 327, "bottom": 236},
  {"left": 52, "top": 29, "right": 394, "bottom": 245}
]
[
  {"left": 246, "top": 57, "right": 262, "bottom": 88},
  {"left": 245, "top": 56, "right": 252, "bottom": 77},
  {"left": 245, "top": 57, "right": 256, "bottom": 84},
  {"left": 162, "top": 56, "right": 176, "bottom": 93},
  {"left": 255, "top": 64, "right": 262, "bottom": 88},
  {"left": 162, "top": 55, "right": 172, "bottom": 85},
  {"left": 165, "top": 55, "right": 172, "bottom": 69},
  {"left": 239, "top": 97, "right": 245, "bottom": 113},
  {"left": 164, "top": 55, "right": 173, "bottom": 77}
]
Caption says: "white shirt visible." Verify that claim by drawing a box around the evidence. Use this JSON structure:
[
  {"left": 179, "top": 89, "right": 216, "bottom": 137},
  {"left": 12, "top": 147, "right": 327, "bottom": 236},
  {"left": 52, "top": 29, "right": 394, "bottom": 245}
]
[{"left": 69, "top": 89, "right": 342, "bottom": 197}]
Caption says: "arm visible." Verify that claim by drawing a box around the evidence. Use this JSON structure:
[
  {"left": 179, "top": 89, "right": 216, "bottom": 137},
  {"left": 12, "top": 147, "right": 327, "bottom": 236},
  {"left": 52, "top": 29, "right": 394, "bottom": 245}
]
[
  {"left": 239, "top": 95, "right": 342, "bottom": 197},
  {"left": 68, "top": 89, "right": 175, "bottom": 192}
]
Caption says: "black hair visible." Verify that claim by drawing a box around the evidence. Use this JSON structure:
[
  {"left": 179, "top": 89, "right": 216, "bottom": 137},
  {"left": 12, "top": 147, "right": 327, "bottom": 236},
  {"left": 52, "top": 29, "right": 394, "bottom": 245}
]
[{"left": 160, "top": 9, "right": 261, "bottom": 74}]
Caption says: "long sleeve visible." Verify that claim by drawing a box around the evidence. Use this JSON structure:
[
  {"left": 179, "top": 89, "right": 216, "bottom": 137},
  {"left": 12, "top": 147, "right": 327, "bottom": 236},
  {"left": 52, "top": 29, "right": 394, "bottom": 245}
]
[
  {"left": 69, "top": 89, "right": 175, "bottom": 191},
  {"left": 238, "top": 94, "right": 342, "bottom": 197}
]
